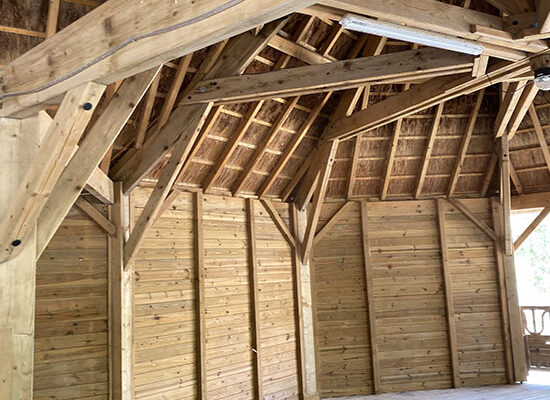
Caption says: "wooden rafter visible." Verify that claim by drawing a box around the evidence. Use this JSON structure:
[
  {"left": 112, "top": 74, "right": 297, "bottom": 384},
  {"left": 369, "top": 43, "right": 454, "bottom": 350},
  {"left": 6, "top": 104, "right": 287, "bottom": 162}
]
[
  {"left": 494, "top": 80, "right": 528, "bottom": 138},
  {"left": 45, "top": 0, "right": 61, "bottom": 38},
  {"left": 509, "top": 161, "right": 524, "bottom": 195},
  {"left": 414, "top": 102, "right": 445, "bottom": 199},
  {"left": 314, "top": 202, "right": 351, "bottom": 244},
  {"left": 258, "top": 92, "right": 332, "bottom": 198},
  {"left": 124, "top": 103, "right": 213, "bottom": 267},
  {"left": 0, "top": 82, "right": 105, "bottom": 263},
  {"left": 448, "top": 89, "right": 485, "bottom": 197},
  {"left": 36, "top": 68, "right": 161, "bottom": 258},
  {"left": 481, "top": 153, "right": 499, "bottom": 197},
  {"left": 111, "top": 20, "right": 287, "bottom": 194},
  {"left": 134, "top": 71, "right": 161, "bottom": 149},
  {"left": 508, "top": 83, "right": 539, "bottom": 139},
  {"left": 184, "top": 48, "right": 474, "bottom": 104},
  {"left": 233, "top": 97, "right": 299, "bottom": 195},
  {"left": 311, "top": 0, "right": 546, "bottom": 59},
  {"left": 323, "top": 60, "right": 531, "bottom": 143},
  {"left": 0, "top": 0, "right": 317, "bottom": 118},
  {"left": 203, "top": 101, "right": 263, "bottom": 192},
  {"left": 261, "top": 200, "right": 296, "bottom": 249}
]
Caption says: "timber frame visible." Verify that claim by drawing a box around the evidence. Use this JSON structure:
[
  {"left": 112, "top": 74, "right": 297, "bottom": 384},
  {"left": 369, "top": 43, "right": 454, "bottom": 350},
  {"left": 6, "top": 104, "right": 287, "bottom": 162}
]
[{"left": 1, "top": 0, "right": 550, "bottom": 398}]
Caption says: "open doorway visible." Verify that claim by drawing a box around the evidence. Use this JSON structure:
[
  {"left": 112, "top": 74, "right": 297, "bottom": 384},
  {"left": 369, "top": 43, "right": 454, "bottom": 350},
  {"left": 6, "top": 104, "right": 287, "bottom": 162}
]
[{"left": 511, "top": 208, "right": 550, "bottom": 385}]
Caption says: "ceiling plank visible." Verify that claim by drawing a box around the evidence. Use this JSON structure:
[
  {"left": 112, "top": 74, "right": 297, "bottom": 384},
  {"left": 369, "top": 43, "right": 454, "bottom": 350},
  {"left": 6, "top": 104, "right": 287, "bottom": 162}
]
[
  {"left": 448, "top": 89, "right": 485, "bottom": 197},
  {"left": 258, "top": 92, "right": 332, "bottom": 198},
  {"left": 0, "top": 82, "right": 105, "bottom": 263},
  {"left": 184, "top": 48, "right": 474, "bottom": 104},
  {"left": 414, "top": 102, "right": 445, "bottom": 199},
  {"left": 233, "top": 97, "right": 299, "bottom": 196},
  {"left": 203, "top": 101, "right": 263, "bottom": 192},
  {"left": 0, "top": 0, "right": 317, "bottom": 118},
  {"left": 110, "top": 21, "right": 287, "bottom": 194},
  {"left": 36, "top": 68, "right": 161, "bottom": 258}
]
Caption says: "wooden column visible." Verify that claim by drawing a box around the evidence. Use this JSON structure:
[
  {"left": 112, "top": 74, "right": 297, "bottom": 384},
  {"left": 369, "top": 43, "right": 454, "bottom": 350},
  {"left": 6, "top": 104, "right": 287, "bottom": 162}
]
[
  {"left": 109, "top": 182, "right": 133, "bottom": 399},
  {"left": 491, "top": 198, "right": 528, "bottom": 382},
  {"left": 360, "top": 202, "right": 381, "bottom": 394},
  {"left": 436, "top": 200, "right": 461, "bottom": 388},
  {"left": 246, "top": 199, "right": 263, "bottom": 399},
  {"left": 0, "top": 113, "right": 50, "bottom": 399},
  {"left": 193, "top": 192, "right": 207, "bottom": 398},
  {"left": 500, "top": 135, "right": 514, "bottom": 255},
  {"left": 291, "top": 205, "right": 319, "bottom": 400}
]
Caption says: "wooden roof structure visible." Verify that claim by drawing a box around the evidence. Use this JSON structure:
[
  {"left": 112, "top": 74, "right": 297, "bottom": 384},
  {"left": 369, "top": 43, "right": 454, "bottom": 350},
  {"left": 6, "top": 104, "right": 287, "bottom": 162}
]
[
  {"left": 2, "top": 1, "right": 550, "bottom": 399},
  {"left": 2, "top": 0, "right": 550, "bottom": 209}
]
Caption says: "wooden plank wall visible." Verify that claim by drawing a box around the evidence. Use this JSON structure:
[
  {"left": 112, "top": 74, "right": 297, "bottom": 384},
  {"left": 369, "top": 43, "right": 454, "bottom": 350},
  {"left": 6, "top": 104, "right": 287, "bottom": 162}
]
[
  {"left": 130, "top": 188, "right": 300, "bottom": 400},
  {"left": 312, "top": 198, "right": 509, "bottom": 398},
  {"left": 34, "top": 206, "right": 109, "bottom": 400}
]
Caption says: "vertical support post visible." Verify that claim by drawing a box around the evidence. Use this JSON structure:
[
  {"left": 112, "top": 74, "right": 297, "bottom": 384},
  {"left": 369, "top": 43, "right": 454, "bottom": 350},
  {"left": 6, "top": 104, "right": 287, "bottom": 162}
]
[
  {"left": 500, "top": 135, "right": 514, "bottom": 256},
  {"left": 291, "top": 204, "right": 319, "bottom": 400},
  {"left": 109, "top": 182, "right": 133, "bottom": 400},
  {"left": 0, "top": 114, "right": 50, "bottom": 400},
  {"left": 491, "top": 198, "right": 515, "bottom": 384},
  {"left": 193, "top": 192, "right": 207, "bottom": 398},
  {"left": 491, "top": 198, "right": 528, "bottom": 382},
  {"left": 360, "top": 202, "right": 381, "bottom": 394},
  {"left": 436, "top": 199, "right": 461, "bottom": 388},
  {"left": 246, "top": 199, "right": 263, "bottom": 399}
]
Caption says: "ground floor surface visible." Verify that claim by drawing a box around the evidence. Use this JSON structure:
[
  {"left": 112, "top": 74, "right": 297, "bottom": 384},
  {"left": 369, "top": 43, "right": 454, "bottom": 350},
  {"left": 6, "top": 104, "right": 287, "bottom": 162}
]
[{"left": 327, "top": 370, "right": 550, "bottom": 400}]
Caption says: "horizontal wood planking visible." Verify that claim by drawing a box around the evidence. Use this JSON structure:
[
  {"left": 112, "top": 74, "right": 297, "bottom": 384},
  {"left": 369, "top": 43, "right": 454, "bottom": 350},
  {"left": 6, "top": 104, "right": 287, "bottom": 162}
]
[
  {"left": 130, "top": 188, "right": 298, "bottom": 400},
  {"left": 34, "top": 206, "right": 109, "bottom": 400},
  {"left": 312, "top": 198, "right": 508, "bottom": 397}
]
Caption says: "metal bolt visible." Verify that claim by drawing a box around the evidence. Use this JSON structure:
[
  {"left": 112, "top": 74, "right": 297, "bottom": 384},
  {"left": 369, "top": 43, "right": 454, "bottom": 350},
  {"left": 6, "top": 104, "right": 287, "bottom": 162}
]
[
  {"left": 83, "top": 102, "right": 93, "bottom": 111},
  {"left": 11, "top": 239, "right": 21, "bottom": 247},
  {"left": 199, "top": 86, "right": 207, "bottom": 93}
]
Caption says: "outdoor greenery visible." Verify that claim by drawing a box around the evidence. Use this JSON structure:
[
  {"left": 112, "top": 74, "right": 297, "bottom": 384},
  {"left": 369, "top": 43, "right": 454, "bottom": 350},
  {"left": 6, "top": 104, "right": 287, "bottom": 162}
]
[{"left": 512, "top": 211, "right": 550, "bottom": 306}]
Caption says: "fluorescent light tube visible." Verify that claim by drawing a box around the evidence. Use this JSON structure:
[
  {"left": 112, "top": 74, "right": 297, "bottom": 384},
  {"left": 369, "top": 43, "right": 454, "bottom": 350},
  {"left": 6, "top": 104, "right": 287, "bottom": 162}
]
[{"left": 340, "top": 14, "right": 484, "bottom": 56}]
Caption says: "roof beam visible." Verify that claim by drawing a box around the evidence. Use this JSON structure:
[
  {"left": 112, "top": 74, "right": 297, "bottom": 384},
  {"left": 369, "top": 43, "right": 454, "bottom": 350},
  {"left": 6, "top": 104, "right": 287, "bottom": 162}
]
[
  {"left": 0, "top": 0, "right": 316, "bottom": 118},
  {"left": 448, "top": 89, "right": 485, "bottom": 197},
  {"left": 110, "top": 20, "right": 286, "bottom": 194},
  {"left": 124, "top": 103, "right": 213, "bottom": 267},
  {"left": 258, "top": 92, "right": 332, "bottom": 198},
  {"left": 322, "top": 60, "right": 531, "bottom": 143},
  {"left": 184, "top": 48, "right": 474, "bottom": 104},
  {"left": 448, "top": 198, "right": 497, "bottom": 241},
  {"left": 508, "top": 83, "right": 539, "bottom": 139},
  {"left": 36, "top": 68, "right": 160, "bottom": 258},
  {"left": 414, "top": 103, "right": 445, "bottom": 199},
  {"left": 484, "top": 0, "right": 530, "bottom": 14},
  {"left": 514, "top": 206, "right": 550, "bottom": 249},
  {"left": 494, "top": 80, "right": 528, "bottom": 138},
  {"left": 537, "top": 0, "right": 550, "bottom": 33},
  {"left": 0, "top": 82, "right": 105, "bottom": 263}
]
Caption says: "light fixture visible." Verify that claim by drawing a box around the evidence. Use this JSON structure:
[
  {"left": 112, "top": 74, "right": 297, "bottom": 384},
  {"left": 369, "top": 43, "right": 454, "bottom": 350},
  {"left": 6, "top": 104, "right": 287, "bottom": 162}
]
[
  {"left": 339, "top": 14, "right": 484, "bottom": 56},
  {"left": 534, "top": 67, "right": 550, "bottom": 91}
]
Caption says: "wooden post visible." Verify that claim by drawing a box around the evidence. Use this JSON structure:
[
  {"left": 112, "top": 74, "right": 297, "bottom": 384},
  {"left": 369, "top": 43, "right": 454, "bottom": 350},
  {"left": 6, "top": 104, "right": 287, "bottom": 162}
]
[
  {"left": 360, "top": 202, "right": 381, "bottom": 394},
  {"left": 193, "top": 192, "right": 207, "bottom": 398},
  {"left": 291, "top": 204, "right": 319, "bottom": 400},
  {"left": 491, "top": 198, "right": 515, "bottom": 384},
  {"left": 0, "top": 113, "right": 50, "bottom": 399},
  {"left": 436, "top": 199, "right": 461, "bottom": 388},
  {"left": 109, "top": 182, "right": 133, "bottom": 399},
  {"left": 246, "top": 199, "right": 263, "bottom": 399},
  {"left": 491, "top": 198, "right": 528, "bottom": 382},
  {"left": 500, "top": 135, "right": 514, "bottom": 255}
]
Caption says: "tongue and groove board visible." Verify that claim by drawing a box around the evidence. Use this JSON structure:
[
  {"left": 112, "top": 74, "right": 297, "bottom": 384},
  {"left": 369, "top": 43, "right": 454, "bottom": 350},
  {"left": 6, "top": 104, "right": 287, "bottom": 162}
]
[
  {"left": 129, "top": 188, "right": 299, "bottom": 400},
  {"left": 312, "top": 199, "right": 509, "bottom": 397}
]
